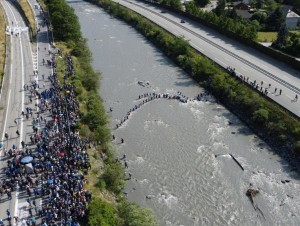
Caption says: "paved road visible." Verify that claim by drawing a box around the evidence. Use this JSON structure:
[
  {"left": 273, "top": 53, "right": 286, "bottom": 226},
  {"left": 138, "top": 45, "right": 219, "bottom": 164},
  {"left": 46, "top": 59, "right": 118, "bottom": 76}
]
[
  {"left": 114, "top": 0, "right": 300, "bottom": 117},
  {"left": 0, "top": 0, "right": 53, "bottom": 224}
]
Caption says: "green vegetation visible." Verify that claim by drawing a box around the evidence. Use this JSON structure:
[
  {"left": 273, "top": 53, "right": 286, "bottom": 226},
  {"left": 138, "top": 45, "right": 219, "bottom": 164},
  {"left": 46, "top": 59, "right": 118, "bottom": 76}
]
[
  {"left": 0, "top": 6, "right": 6, "bottom": 86},
  {"left": 257, "top": 32, "right": 277, "bottom": 42},
  {"left": 194, "top": 0, "right": 210, "bottom": 8},
  {"left": 118, "top": 201, "right": 158, "bottom": 226},
  {"left": 272, "top": 27, "right": 300, "bottom": 57},
  {"left": 87, "top": 0, "right": 300, "bottom": 159},
  {"left": 160, "top": 0, "right": 182, "bottom": 10},
  {"left": 41, "top": 0, "right": 157, "bottom": 225},
  {"left": 19, "top": 0, "right": 36, "bottom": 37},
  {"left": 87, "top": 198, "right": 119, "bottom": 226},
  {"left": 265, "top": 6, "right": 284, "bottom": 31},
  {"left": 185, "top": 1, "right": 257, "bottom": 41}
]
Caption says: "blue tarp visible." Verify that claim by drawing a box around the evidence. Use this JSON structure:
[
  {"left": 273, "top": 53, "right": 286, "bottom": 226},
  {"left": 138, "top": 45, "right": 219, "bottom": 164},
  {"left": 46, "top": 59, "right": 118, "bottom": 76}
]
[
  {"left": 47, "top": 180, "right": 53, "bottom": 184},
  {"left": 21, "top": 156, "right": 33, "bottom": 164}
]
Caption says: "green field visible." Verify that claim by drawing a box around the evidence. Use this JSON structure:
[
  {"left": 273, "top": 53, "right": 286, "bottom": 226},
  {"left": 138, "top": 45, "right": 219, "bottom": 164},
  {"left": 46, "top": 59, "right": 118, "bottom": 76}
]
[{"left": 257, "top": 32, "right": 277, "bottom": 42}]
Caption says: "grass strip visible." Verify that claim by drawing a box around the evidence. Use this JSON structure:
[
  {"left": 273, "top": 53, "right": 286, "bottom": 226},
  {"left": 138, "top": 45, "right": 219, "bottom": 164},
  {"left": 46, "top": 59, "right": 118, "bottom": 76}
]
[
  {"left": 257, "top": 32, "right": 278, "bottom": 42},
  {"left": 19, "top": 0, "right": 36, "bottom": 37}
]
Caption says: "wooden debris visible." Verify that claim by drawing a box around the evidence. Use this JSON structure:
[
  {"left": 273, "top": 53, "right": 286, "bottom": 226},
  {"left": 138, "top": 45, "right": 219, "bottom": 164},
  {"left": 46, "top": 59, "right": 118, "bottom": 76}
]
[{"left": 246, "top": 188, "right": 266, "bottom": 220}]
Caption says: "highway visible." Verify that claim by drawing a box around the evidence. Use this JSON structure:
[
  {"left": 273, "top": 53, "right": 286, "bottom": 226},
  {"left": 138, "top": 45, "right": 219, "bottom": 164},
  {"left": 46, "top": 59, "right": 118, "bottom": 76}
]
[
  {"left": 114, "top": 0, "right": 300, "bottom": 117},
  {"left": 0, "top": 0, "right": 52, "bottom": 224}
]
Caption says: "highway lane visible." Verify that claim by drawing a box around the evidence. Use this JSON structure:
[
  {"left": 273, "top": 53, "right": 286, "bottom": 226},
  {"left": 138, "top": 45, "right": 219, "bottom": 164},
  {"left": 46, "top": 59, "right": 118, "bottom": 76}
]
[
  {"left": 0, "top": 0, "right": 61, "bottom": 224},
  {"left": 14, "top": 0, "right": 54, "bottom": 224},
  {"left": 114, "top": 0, "right": 300, "bottom": 117},
  {"left": 0, "top": 0, "right": 38, "bottom": 224}
]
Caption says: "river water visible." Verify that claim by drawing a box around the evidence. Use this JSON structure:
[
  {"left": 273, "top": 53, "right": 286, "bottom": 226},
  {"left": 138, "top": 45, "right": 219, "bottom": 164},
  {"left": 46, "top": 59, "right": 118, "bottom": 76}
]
[{"left": 69, "top": 1, "right": 300, "bottom": 225}]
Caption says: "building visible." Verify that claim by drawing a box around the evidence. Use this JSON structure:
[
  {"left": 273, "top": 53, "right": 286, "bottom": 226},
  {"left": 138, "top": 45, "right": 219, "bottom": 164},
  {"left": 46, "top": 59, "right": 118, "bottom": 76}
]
[
  {"left": 234, "top": 2, "right": 250, "bottom": 11},
  {"left": 285, "top": 9, "right": 300, "bottom": 29}
]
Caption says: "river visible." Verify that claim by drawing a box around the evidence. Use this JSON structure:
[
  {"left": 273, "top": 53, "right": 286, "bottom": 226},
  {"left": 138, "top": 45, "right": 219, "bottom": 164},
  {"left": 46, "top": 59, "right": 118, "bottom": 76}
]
[{"left": 69, "top": 1, "right": 300, "bottom": 225}]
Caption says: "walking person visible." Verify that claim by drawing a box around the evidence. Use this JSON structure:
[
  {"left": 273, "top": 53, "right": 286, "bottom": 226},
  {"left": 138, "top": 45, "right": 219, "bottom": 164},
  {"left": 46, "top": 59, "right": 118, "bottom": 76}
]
[
  {"left": 13, "top": 216, "right": 18, "bottom": 225},
  {"left": 6, "top": 209, "right": 11, "bottom": 221}
]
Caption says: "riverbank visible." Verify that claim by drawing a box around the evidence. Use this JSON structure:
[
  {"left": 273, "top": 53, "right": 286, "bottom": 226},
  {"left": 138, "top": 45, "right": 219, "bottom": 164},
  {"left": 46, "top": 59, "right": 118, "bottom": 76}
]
[
  {"left": 40, "top": 0, "right": 157, "bottom": 225},
  {"left": 0, "top": 5, "right": 6, "bottom": 87},
  {"left": 85, "top": 0, "right": 300, "bottom": 167}
]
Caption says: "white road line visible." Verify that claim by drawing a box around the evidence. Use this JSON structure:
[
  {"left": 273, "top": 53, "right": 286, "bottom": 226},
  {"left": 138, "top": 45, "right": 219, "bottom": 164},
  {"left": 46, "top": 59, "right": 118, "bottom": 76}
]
[
  {"left": 19, "top": 35, "right": 25, "bottom": 149},
  {"left": 214, "top": 57, "right": 227, "bottom": 67},
  {"left": 4, "top": 1, "right": 18, "bottom": 25},
  {"left": 195, "top": 45, "right": 204, "bottom": 52},
  {"left": 241, "top": 67, "right": 246, "bottom": 71}
]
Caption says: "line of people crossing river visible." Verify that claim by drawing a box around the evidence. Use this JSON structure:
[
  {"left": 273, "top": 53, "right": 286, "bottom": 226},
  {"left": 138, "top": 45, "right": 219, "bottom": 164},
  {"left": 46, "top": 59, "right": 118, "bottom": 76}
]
[{"left": 115, "top": 91, "right": 211, "bottom": 129}]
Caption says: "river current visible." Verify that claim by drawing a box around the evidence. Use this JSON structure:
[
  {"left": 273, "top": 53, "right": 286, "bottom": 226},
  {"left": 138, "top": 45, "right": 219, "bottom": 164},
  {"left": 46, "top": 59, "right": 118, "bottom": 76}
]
[{"left": 69, "top": 1, "right": 300, "bottom": 225}]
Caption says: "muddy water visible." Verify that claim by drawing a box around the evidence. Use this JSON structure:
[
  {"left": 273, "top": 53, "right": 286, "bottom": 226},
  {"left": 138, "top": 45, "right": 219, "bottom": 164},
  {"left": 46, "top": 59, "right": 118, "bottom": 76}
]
[{"left": 69, "top": 1, "right": 300, "bottom": 225}]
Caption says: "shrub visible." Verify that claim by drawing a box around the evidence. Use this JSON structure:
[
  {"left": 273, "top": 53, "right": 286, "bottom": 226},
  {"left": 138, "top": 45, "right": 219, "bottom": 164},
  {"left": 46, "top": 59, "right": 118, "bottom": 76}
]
[
  {"left": 252, "top": 108, "right": 269, "bottom": 125},
  {"left": 118, "top": 200, "right": 158, "bottom": 226},
  {"left": 101, "top": 162, "right": 125, "bottom": 194},
  {"left": 87, "top": 198, "right": 118, "bottom": 226}
]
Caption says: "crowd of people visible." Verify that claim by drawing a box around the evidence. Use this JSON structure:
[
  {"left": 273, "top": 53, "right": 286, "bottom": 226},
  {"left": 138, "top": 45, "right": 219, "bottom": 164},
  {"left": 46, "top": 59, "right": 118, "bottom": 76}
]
[{"left": 0, "top": 50, "right": 91, "bottom": 225}]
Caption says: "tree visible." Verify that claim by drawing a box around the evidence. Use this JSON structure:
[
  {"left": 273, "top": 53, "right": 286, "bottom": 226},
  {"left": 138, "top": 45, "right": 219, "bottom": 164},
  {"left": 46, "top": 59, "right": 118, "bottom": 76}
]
[
  {"left": 251, "top": 11, "right": 268, "bottom": 24},
  {"left": 160, "top": 0, "right": 182, "bottom": 10},
  {"left": 283, "top": 0, "right": 300, "bottom": 9},
  {"left": 252, "top": 108, "right": 269, "bottom": 124},
  {"left": 171, "top": 36, "right": 190, "bottom": 58},
  {"left": 101, "top": 162, "right": 125, "bottom": 194},
  {"left": 273, "top": 26, "right": 289, "bottom": 47},
  {"left": 226, "top": 8, "right": 239, "bottom": 20},
  {"left": 214, "top": 0, "right": 226, "bottom": 16},
  {"left": 87, "top": 198, "right": 118, "bottom": 226},
  {"left": 47, "top": 0, "right": 81, "bottom": 42},
  {"left": 293, "top": 140, "right": 300, "bottom": 154},
  {"left": 194, "top": 0, "right": 210, "bottom": 7},
  {"left": 118, "top": 201, "right": 158, "bottom": 226},
  {"left": 266, "top": 6, "right": 284, "bottom": 31}
]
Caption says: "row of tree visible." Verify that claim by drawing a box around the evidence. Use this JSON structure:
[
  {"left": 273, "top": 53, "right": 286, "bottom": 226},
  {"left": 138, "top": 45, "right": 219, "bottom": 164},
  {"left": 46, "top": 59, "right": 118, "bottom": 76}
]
[
  {"left": 186, "top": 1, "right": 258, "bottom": 40},
  {"left": 42, "top": 0, "right": 157, "bottom": 225}
]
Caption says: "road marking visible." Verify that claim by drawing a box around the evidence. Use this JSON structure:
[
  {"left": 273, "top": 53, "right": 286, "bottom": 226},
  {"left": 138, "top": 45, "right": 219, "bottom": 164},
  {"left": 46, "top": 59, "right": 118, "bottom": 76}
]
[
  {"left": 19, "top": 35, "right": 25, "bottom": 149},
  {"left": 214, "top": 57, "right": 227, "bottom": 67},
  {"left": 4, "top": 1, "right": 18, "bottom": 25},
  {"left": 196, "top": 46, "right": 204, "bottom": 52},
  {"left": 241, "top": 67, "right": 246, "bottom": 71}
]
